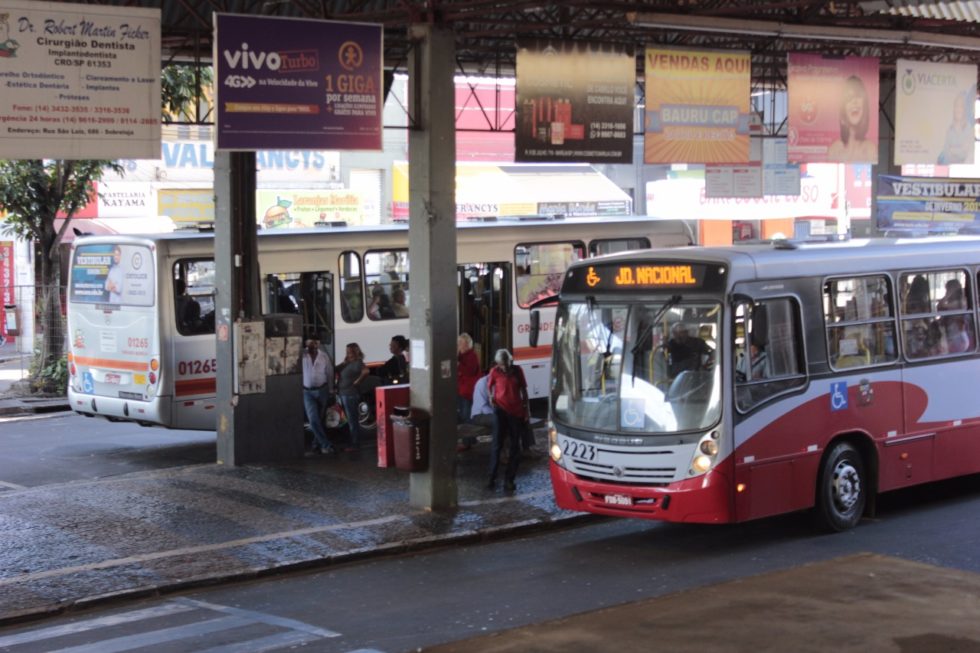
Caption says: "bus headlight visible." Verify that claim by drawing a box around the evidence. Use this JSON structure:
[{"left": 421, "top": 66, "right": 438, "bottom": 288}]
[
  {"left": 690, "top": 431, "right": 720, "bottom": 475},
  {"left": 692, "top": 455, "right": 713, "bottom": 473},
  {"left": 549, "top": 423, "right": 562, "bottom": 462}
]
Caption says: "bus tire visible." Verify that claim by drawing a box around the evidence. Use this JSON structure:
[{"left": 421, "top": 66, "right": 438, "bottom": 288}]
[
  {"left": 357, "top": 399, "right": 377, "bottom": 432},
  {"left": 815, "top": 441, "right": 866, "bottom": 532}
]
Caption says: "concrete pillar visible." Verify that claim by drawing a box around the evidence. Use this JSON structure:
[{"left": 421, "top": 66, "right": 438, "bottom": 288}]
[
  {"left": 214, "top": 151, "right": 263, "bottom": 466},
  {"left": 407, "top": 23, "right": 458, "bottom": 510}
]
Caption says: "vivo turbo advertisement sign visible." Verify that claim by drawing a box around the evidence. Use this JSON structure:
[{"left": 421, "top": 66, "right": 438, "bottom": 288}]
[{"left": 213, "top": 13, "right": 382, "bottom": 151}]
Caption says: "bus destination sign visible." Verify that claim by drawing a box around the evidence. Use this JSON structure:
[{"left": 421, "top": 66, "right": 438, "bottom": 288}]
[{"left": 565, "top": 262, "right": 726, "bottom": 293}]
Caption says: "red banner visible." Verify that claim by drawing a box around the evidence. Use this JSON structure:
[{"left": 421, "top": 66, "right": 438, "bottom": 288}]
[{"left": 0, "top": 240, "right": 14, "bottom": 340}]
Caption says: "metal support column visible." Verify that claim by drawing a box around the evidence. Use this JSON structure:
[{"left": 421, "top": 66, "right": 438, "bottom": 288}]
[
  {"left": 407, "top": 24, "right": 458, "bottom": 510},
  {"left": 871, "top": 75, "right": 899, "bottom": 237},
  {"left": 214, "top": 151, "right": 265, "bottom": 466}
]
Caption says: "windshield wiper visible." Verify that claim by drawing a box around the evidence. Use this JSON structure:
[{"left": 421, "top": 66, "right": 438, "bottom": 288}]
[{"left": 630, "top": 294, "right": 682, "bottom": 384}]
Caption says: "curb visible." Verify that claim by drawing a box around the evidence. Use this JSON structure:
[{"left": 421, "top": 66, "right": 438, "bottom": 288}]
[
  {"left": 0, "top": 508, "right": 599, "bottom": 628},
  {"left": 0, "top": 401, "right": 70, "bottom": 417}
]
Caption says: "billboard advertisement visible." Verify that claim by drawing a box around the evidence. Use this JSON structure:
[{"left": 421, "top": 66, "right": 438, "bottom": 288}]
[
  {"left": 515, "top": 40, "right": 634, "bottom": 163},
  {"left": 214, "top": 13, "right": 382, "bottom": 151},
  {"left": 876, "top": 175, "right": 980, "bottom": 235},
  {"left": 0, "top": 0, "right": 161, "bottom": 159},
  {"left": 895, "top": 60, "right": 976, "bottom": 165},
  {"left": 643, "top": 47, "right": 751, "bottom": 164},
  {"left": 787, "top": 54, "right": 879, "bottom": 164}
]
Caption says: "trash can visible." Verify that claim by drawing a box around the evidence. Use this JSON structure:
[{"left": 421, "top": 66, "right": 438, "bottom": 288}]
[{"left": 392, "top": 407, "right": 429, "bottom": 472}]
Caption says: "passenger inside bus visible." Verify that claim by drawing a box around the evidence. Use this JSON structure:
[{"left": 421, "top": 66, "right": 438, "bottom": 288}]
[
  {"left": 666, "top": 322, "right": 712, "bottom": 377},
  {"left": 905, "top": 274, "right": 931, "bottom": 314},
  {"left": 736, "top": 342, "right": 770, "bottom": 380},
  {"left": 175, "top": 280, "right": 201, "bottom": 334}
]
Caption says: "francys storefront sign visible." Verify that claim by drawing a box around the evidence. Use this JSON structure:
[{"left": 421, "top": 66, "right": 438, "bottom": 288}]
[{"left": 876, "top": 175, "right": 980, "bottom": 235}]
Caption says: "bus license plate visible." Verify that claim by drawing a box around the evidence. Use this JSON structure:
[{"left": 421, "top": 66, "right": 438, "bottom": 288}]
[
  {"left": 604, "top": 494, "right": 632, "bottom": 506},
  {"left": 104, "top": 373, "right": 121, "bottom": 384}
]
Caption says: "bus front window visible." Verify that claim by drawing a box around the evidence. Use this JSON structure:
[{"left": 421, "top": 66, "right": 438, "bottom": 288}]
[{"left": 552, "top": 301, "right": 722, "bottom": 434}]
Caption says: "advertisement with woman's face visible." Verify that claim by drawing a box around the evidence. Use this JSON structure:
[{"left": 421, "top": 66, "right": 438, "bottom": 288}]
[
  {"left": 895, "top": 59, "right": 976, "bottom": 166},
  {"left": 787, "top": 54, "right": 879, "bottom": 164}
]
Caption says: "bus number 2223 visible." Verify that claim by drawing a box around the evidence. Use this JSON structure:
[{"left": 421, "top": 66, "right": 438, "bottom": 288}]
[{"left": 563, "top": 440, "right": 597, "bottom": 461}]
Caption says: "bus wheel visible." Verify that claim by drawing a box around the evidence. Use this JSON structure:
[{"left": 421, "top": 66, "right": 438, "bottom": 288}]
[
  {"left": 357, "top": 400, "right": 377, "bottom": 432},
  {"left": 815, "top": 441, "right": 866, "bottom": 532}
]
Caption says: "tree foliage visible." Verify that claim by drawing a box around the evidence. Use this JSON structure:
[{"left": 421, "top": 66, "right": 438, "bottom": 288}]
[
  {"left": 0, "top": 160, "right": 121, "bottom": 392},
  {"left": 162, "top": 63, "right": 213, "bottom": 124}
]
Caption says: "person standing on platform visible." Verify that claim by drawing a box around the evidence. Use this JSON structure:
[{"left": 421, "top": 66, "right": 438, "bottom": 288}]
[
  {"left": 457, "top": 333, "right": 481, "bottom": 423},
  {"left": 302, "top": 336, "right": 335, "bottom": 456},
  {"left": 487, "top": 349, "right": 529, "bottom": 493},
  {"left": 337, "top": 342, "right": 370, "bottom": 452}
]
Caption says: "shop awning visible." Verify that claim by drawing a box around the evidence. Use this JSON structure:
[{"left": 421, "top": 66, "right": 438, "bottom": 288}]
[{"left": 393, "top": 162, "right": 632, "bottom": 219}]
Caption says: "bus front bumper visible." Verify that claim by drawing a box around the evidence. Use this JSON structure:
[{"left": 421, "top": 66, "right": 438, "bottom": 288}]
[{"left": 549, "top": 456, "right": 734, "bottom": 524}]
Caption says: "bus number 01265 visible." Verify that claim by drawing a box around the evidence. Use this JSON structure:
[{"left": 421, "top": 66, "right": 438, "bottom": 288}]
[{"left": 178, "top": 359, "right": 217, "bottom": 376}]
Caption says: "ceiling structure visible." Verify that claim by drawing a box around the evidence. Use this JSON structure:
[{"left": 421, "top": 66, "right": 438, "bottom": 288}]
[
  {"left": 54, "top": 0, "right": 980, "bottom": 80},
  {"left": 47, "top": 0, "right": 980, "bottom": 133}
]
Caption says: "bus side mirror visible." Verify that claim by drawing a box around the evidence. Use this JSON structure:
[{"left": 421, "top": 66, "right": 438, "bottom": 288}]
[{"left": 529, "top": 310, "right": 541, "bottom": 348}]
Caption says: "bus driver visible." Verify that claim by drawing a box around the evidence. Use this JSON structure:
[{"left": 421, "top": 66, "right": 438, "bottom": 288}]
[{"left": 666, "top": 322, "right": 711, "bottom": 378}]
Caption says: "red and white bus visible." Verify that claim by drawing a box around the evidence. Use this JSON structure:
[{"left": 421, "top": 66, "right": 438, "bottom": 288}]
[{"left": 545, "top": 237, "right": 980, "bottom": 530}]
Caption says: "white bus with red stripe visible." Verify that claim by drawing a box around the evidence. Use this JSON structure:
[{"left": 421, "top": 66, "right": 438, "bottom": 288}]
[
  {"left": 67, "top": 216, "right": 691, "bottom": 430},
  {"left": 546, "top": 237, "right": 980, "bottom": 530}
]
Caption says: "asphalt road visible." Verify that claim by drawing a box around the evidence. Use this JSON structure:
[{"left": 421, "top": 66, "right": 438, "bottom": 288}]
[
  {"left": 0, "top": 412, "right": 214, "bottom": 489},
  {"left": 1, "top": 460, "right": 980, "bottom": 652}
]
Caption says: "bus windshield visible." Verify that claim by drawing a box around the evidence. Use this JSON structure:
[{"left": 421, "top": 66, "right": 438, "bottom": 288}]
[{"left": 552, "top": 300, "right": 722, "bottom": 434}]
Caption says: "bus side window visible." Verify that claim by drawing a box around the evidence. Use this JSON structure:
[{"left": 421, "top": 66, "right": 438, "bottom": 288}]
[
  {"left": 515, "top": 241, "right": 585, "bottom": 308},
  {"left": 339, "top": 251, "right": 364, "bottom": 323},
  {"left": 174, "top": 259, "right": 215, "bottom": 336},
  {"left": 824, "top": 275, "right": 898, "bottom": 368},
  {"left": 734, "top": 297, "right": 806, "bottom": 412},
  {"left": 901, "top": 270, "right": 975, "bottom": 359},
  {"left": 363, "top": 249, "right": 409, "bottom": 321}
]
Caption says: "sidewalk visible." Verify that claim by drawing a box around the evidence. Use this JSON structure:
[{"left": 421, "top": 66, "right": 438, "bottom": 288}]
[
  {"left": 0, "top": 354, "right": 70, "bottom": 416},
  {"left": 0, "top": 429, "right": 586, "bottom": 626}
]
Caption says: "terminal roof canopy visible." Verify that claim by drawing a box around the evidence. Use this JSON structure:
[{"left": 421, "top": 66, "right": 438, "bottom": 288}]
[{"left": 43, "top": 1, "right": 980, "bottom": 75}]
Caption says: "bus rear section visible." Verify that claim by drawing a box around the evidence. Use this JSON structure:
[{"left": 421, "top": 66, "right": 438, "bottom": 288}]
[
  {"left": 67, "top": 239, "right": 167, "bottom": 425},
  {"left": 547, "top": 260, "right": 734, "bottom": 524}
]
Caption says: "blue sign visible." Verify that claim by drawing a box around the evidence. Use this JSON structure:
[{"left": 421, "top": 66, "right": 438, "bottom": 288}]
[
  {"left": 876, "top": 175, "right": 980, "bottom": 236},
  {"left": 82, "top": 372, "right": 95, "bottom": 395},
  {"left": 621, "top": 398, "right": 645, "bottom": 428},
  {"left": 830, "top": 382, "right": 848, "bottom": 412}
]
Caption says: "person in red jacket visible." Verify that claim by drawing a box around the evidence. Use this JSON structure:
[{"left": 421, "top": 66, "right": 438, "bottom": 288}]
[
  {"left": 487, "top": 348, "right": 528, "bottom": 492},
  {"left": 457, "top": 333, "right": 481, "bottom": 423}
]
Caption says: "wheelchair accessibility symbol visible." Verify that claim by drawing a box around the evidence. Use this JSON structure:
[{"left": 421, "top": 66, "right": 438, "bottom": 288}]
[
  {"left": 621, "top": 398, "right": 644, "bottom": 428},
  {"left": 82, "top": 371, "right": 95, "bottom": 394},
  {"left": 830, "top": 382, "right": 848, "bottom": 411}
]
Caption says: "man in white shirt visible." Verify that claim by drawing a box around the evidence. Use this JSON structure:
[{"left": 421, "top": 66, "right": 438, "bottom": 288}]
[{"left": 302, "top": 336, "right": 335, "bottom": 455}]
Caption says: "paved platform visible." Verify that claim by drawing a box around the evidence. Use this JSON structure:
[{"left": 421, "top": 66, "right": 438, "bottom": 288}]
[
  {"left": 0, "top": 430, "right": 582, "bottom": 626},
  {"left": 426, "top": 553, "right": 980, "bottom": 652}
]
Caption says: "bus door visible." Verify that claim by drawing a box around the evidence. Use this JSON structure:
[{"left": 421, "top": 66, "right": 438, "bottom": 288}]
[
  {"left": 264, "top": 270, "right": 335, "bottom": 361},
  {"left": 458, "top": 263, "right": 510, "bottom": 371},
  {"left": 731, "top": 291, "right": 810, "bottom": 521}
]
